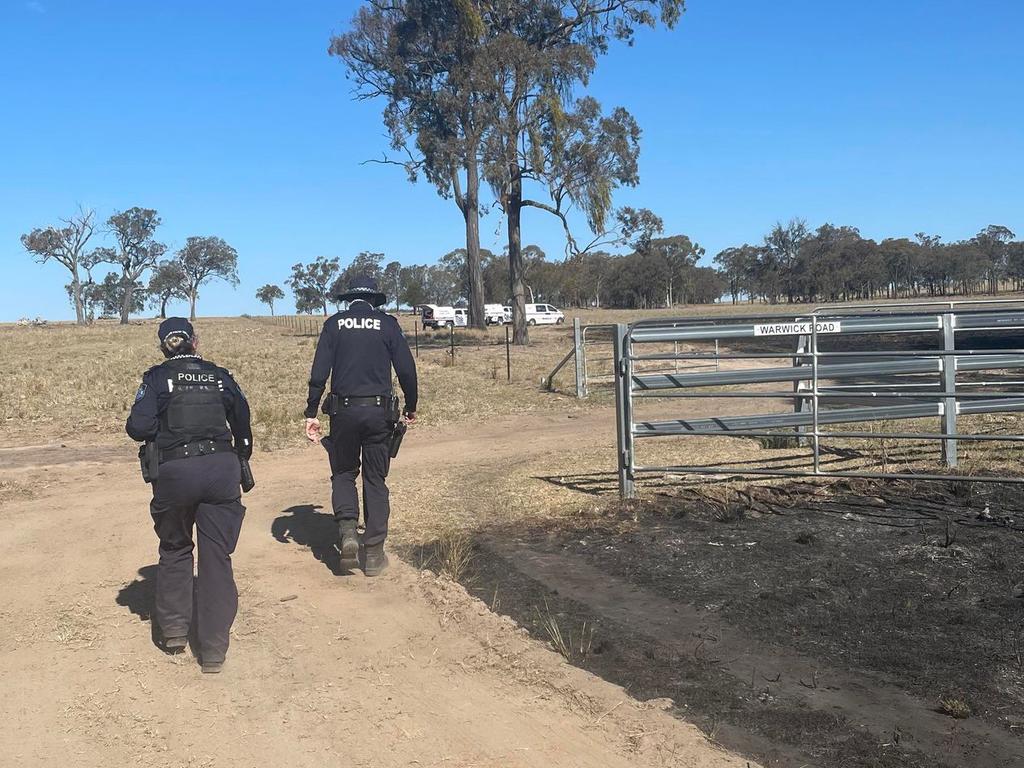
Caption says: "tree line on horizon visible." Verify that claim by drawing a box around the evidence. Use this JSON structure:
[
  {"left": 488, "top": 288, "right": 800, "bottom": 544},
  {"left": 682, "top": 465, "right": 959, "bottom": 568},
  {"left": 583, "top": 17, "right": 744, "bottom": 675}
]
[
  {"left": 714, "top": 221, "right": 1023, "bottom": 305},
  {"left": 19, "top": 207, "right": 239, "bottom": 325},
  {"left": 21, "top": 207, "right": 1021, "bottom": 324},
  {"left": 259, "top": 219, "right": 1023, "bottom": 319},
  {"left": 260, "top": 232, "right": 715, "bottom": 318}
]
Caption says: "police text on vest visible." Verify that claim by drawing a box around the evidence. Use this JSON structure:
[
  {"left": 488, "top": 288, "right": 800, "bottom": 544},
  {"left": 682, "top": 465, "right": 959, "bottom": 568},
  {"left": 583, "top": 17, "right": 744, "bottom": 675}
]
[
  {"left": 177, "top": 372, "right": 216, "bottom": 383},
  {"left": 338, "top": 317, "right": 382, "bottom": 330}
]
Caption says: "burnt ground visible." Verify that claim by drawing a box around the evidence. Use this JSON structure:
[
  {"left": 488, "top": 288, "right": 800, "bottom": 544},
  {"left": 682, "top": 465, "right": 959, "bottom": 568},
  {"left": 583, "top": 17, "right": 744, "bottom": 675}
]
[{"left": 409, "top": 479, "right": 1024, "bottom": 768}]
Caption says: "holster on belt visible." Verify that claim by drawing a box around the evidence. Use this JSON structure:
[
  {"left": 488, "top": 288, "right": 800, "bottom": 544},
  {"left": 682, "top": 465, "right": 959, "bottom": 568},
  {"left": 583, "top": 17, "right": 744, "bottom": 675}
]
[
  {"left": 387, "top": 394, "right": 405, "bottom": 457},
  {"left": 239, "top": 456, "right": 256, "bottom": 493},
  {"left": 138, "top": 441, "right": 160, "bottom": 484},
  {"left": 321, "top": 393, "right": 339, "bottom": 417},
  {"left": 388, "top": 420, "right": 407, "bottom": 459}
]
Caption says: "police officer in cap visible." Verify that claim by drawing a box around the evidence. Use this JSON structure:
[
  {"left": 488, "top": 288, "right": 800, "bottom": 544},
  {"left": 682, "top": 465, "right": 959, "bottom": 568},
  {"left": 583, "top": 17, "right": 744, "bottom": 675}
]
[
  {"left": 126, "top": 318, "right": 253, "bottom": 673},
  {"left": 304, "top": 274, "right": 417, "bottom": 576}
]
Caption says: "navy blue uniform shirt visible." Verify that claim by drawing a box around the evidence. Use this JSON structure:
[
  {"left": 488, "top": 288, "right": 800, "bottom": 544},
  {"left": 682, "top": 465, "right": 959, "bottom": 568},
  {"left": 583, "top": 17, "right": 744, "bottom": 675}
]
[
  {"left": 126, "top": 355, "right": 254, "bottom": 457},
  {"left": 304, "top": 301, "right": 418, "bottom": 418}
]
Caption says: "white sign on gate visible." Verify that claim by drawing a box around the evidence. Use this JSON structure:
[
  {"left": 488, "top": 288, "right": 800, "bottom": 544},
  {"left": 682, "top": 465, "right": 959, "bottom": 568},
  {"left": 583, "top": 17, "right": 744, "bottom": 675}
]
[{"left": 752, "top": 320, "right": 842, "bottom": 337}]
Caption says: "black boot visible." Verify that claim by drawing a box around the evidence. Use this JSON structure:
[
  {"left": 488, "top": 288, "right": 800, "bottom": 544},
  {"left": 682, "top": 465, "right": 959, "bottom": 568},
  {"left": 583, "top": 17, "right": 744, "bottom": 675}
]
[
  {"left": 338, "top": 520, "right": 359, "bottom": 569},
  {"left": 163, "top": 634, "right": 187, "bottom": 653},
  {"left": 364, "top": 542, "right": 389, "bottom": 577}
]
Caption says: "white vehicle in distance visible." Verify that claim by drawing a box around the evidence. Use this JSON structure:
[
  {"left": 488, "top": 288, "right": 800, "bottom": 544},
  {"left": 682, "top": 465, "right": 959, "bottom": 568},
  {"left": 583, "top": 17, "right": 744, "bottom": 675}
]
[
  {"left": 525, "top": 303, "right": 565, "bottom": 325},
  {"left": 484, "top": 303, "right": 507, "bottom": 325},
  {"left": 420, "top": 304, "right": 467, "bottom": 330}
]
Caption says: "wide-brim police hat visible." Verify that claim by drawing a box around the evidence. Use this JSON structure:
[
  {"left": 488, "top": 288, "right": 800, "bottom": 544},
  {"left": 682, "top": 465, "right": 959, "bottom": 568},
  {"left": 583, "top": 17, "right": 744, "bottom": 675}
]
[{"left": 334, "top": 274, "right": 387, "bottom": 306}]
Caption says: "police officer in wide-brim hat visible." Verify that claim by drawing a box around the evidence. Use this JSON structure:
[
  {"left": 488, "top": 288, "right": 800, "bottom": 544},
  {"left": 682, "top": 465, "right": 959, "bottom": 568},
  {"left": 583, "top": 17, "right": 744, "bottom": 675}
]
[
  {"left": 304, "top": 275, "right": 418, "bottom": 576},
  {"left": 126, "top": 318, "right": 253, "bottom": 673}
]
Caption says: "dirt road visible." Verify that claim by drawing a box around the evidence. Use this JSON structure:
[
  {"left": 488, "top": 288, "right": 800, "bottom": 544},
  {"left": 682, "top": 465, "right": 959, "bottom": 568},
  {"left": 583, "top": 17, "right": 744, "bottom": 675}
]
[{"left": 0, "top": 412, "right": 751, "bottom": 768}]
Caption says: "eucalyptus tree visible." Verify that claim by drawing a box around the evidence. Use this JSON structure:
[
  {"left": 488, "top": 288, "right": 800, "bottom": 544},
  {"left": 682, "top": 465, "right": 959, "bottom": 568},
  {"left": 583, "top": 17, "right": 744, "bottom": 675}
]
[
  {"left": 761, "top": 219, "right": 808, "bottom": 303},
  {"left": 92, "top": 207, "right": 166, "bottom": 324},
  {"left": 330, "top": 1, "right": 492, "bottom": 328},
  {"left": 648, "top": 235, "right": 703, "bottom": 306},
  {"left": 713, "top": 245, "right": 758, "bottom": 304},
  {"left": 474, "top": 0, "right": 683, "bottom": 342},
  {"left": 972, "top": 225, "right": 1016, "bottom": 294},
  {"left": 336, "top": 251, "right": 384, "bottom": 289},
  {"left": 149, "top": 260, "right": 188, "bottom": 318},
  {"left": 1007, "top": 241, "right": 1024, "bottom": 291},
  {"left": 95, "top": 273, "right": 146, "bottom": 318},
  {"left": 879, "top": 238, "right": 919, "bottom": 298},
  {"left": 177, "top": 236, "right": 240, "bottom": 320},
  {"left": 287, "top": 257, "right": 340, "bottom": 316},
  {"left": 382, "top": 261, "right": 403, "bottom": 310},
  {"left": 332, "top": 0, "right": 683, "bottom": 342},
  {"left": 255, "top": 284, "right": 285, "bottom": 316},
  {"left": 20, "top": 208, "right": 97, "bottom": 325},
  {"left": 399, "top": 264, "right": 431, "bottom": 308}
]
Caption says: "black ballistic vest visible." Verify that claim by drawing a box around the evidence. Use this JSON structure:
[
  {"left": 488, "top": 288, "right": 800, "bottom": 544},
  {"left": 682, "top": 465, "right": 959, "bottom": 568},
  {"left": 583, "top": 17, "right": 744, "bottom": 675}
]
[{"left": 157, "top": 358, "right": 231, "bottom": 450}]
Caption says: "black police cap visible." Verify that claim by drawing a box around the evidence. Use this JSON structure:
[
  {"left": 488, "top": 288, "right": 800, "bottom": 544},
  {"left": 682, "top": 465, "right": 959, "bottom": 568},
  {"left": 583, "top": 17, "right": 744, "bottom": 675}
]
[{"left": 158, "top": 317, "right": 195, "bottom": 342}]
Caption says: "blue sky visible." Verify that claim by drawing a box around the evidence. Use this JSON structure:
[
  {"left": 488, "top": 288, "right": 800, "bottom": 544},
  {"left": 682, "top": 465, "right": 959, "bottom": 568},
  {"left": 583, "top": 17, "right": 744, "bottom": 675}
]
[{"left": 1, "top": 0, "right": 1022, "bottom": 321}]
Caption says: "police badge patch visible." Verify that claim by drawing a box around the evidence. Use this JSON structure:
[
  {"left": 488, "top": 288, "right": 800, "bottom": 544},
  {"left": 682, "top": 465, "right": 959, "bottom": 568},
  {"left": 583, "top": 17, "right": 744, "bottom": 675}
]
[{"left": 135, "top": 383, "right": 148, "bottom": 402}]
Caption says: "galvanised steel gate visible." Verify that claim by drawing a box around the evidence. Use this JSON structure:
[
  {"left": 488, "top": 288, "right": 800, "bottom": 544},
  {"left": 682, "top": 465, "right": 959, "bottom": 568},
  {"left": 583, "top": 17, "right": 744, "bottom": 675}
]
[
  {"left": 545, "top": 318, "right": 720, "bottom": 398},
  {"left": 613, "top": 305, "right": 1024, "bottom": 498}
]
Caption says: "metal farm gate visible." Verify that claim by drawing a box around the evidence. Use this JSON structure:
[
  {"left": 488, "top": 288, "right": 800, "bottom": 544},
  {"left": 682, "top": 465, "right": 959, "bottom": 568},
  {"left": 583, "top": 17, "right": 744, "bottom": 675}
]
[
  {"left": 613, "top": 303, "right": 1024, "bottom": 498},
  {"left": 545, "top": 318, "right": 720, "bottom": 397}
]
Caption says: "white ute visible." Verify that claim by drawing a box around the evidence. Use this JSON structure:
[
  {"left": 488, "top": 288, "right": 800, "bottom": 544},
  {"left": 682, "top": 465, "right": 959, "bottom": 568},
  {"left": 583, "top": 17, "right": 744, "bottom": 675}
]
[
  {"left": 484, "top": 303, "right": 507, "bottom": 325},
  {"left": 420, "top": 304, "right": 467, "bottom": 329}
]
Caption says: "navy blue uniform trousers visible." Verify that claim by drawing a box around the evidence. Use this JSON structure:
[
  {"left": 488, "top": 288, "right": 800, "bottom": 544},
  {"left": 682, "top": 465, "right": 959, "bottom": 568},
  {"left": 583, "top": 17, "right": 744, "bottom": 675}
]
[
  {"left": 325, "top": 406, "right": 392, "bottom": 546},
  {"left": 150, "top": 451, "right": 245, "bottom": 663}
]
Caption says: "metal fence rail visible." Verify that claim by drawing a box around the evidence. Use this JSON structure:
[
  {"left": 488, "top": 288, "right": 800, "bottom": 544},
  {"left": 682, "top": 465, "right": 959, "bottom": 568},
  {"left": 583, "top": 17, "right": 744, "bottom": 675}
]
[
  {"left": 613, "top": 305, "right": 1024, "bottom": 498},
  {"left": 546, "top": 318, "right": 720, "bottom": 398}
]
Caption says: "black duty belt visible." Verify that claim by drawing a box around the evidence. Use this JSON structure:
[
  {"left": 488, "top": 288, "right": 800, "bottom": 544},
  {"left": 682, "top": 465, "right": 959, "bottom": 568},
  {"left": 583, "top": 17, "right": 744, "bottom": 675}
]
[
  {"left": 338, "top": 395, "right": 390, "bottom": 407},
  {"left": 160, "top": 439, "right": 234, "bottom": 463}
]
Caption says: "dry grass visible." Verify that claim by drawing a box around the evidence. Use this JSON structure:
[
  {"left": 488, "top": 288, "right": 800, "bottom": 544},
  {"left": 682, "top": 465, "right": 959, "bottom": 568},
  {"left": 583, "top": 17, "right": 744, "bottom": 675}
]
[
  {"left": 0, "top": 316, "right": 591, "bottom": 450},
  {"left": 390, "top": 442, "right": 616, "bottom": 555},
  {"left": 5, "top": 300, "right": 1023, "bottom": 474},
  {"left": 536, "top": 600, "right": 594, "bottom": 663},
  {"left": 53, "top": 603, "right": 100, "bottom": 648},
  {"left": 0, "top": 318, "right": 302, "bottom": 447},
  {"left": 938, "top": 696, "right": 972, "bottom": 719},
  {"left": 61, "top": 688, "right": 167, "bottom": 755},
  {"left": 436, "top": 529, "right": 476, "bottom": 583},
  {"left": 0, "top": 478, "right": 35, "bottom": 506}
]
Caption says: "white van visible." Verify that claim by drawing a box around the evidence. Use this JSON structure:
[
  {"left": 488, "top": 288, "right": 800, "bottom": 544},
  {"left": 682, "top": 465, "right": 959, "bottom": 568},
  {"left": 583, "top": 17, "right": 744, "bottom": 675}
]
[
  {"left": 421, "top": 304, "right": 462, "bottom": 329},
  {"left": 525, "top": 303, "right": 565, "bottom": 326},
  {"left": 484, "top": 303, "right": 506, "bottom": 325}
]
